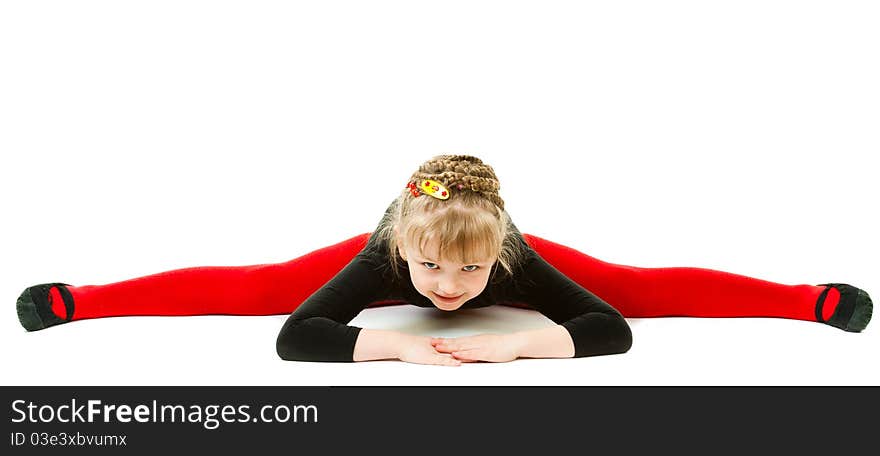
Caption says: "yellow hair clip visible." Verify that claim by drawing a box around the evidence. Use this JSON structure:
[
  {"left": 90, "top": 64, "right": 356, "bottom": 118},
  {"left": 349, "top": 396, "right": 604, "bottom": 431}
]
[{"left": 407, "top": 179, "right": 450, "bottom": 200}]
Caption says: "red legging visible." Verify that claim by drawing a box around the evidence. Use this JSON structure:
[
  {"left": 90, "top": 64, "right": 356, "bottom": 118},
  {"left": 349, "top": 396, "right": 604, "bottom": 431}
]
[{"left": 52, "top": 233, "right": 839, "bottom": 323}]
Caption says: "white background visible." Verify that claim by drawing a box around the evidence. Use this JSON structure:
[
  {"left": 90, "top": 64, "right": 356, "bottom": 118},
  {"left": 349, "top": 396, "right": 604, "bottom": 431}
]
[{"left": 1, "top": 0, "right": 877, "bottom": 385}]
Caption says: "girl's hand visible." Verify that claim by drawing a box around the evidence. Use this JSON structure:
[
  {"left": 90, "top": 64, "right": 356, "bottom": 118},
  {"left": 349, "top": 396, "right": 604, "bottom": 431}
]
[
  {"left": 430, "top": 334, "right": 522, "bottom": 363},
  {"left": 397, "top": 335, "right": 462, "bottom": 367}
]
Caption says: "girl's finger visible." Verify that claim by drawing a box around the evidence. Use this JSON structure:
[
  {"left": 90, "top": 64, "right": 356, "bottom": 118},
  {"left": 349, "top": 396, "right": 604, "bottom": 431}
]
[
  {"left": 436, "top": 341, "right": 458, "bottom": 351},
  {"left": 452, "top": 350, "right": 481, "bottom": 361},
  {"left": 435, "top": 355, "right": 461, "bottom": 366}
]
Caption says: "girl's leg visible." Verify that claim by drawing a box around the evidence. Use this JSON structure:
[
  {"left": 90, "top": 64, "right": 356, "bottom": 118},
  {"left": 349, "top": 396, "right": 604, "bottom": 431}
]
[
  {"left": 521, "top": 233, "right": 864, "bottom": 327},
  {"left": 19, "top": 233, "right": 375, "bottom": 329}
]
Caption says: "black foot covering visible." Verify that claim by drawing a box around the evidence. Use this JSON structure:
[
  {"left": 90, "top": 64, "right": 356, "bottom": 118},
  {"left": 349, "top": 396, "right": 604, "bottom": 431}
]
[
  {"left": 815, "top": 283, "right": 873, "bottom": 332},
  {"left": 16, "top": 282, "right": 74, "bottom": 331}
]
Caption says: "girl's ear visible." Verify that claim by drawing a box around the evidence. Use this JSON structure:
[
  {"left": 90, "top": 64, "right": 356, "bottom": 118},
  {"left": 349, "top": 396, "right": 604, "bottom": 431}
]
[{"left": 393, "top": 225, "right": 407, "bottom": 261}]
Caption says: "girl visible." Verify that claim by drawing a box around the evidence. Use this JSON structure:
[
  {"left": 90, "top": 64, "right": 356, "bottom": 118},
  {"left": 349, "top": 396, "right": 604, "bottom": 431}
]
[{"left": 16, "top": 155, "right": 872, "bottom": 366}]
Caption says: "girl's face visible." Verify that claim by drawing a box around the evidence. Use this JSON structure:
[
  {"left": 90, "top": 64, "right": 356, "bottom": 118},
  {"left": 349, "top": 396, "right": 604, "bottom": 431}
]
[{"left": 398, "top": 238, "right": 496, "bottom": 311}]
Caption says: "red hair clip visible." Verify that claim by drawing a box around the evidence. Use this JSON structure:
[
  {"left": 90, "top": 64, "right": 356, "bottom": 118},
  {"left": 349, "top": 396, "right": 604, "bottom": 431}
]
[{"left": 406, "top": 179, "right": 451, "bottom": 200}]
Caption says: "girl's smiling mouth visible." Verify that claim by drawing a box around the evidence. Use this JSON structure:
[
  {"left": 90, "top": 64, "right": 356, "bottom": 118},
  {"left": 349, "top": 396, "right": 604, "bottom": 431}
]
[{"left": 433, "top": 292, "right": 463, "bottom": 302}]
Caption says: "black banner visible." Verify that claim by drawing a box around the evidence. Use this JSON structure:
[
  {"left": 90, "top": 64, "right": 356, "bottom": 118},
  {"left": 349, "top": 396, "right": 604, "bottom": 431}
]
[{"left": 2, "top": 386, "right": 877, "bottom": 453}]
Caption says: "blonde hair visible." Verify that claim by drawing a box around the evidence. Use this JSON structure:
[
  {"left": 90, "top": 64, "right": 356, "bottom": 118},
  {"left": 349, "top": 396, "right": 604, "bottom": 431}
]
[{"left": 370, "top": 154, "right": 530, "bottom": 284}]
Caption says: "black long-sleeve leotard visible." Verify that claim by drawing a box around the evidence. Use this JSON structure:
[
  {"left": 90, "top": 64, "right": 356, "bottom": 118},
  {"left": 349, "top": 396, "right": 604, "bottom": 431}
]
[{"left": 276, "top": 204, "right": 632, "bottom": 362}]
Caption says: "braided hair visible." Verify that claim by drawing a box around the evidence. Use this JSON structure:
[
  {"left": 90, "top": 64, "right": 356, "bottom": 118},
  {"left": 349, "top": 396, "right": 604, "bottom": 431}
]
[
  {"left": 371, "top": 154, "right": 529, "bottom": 284},
  {"left": 407, "top": 154, "right": 506, "bottom": 211}
]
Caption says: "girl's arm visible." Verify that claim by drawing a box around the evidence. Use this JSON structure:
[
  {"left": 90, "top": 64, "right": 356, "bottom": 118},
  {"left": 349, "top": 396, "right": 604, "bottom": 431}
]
[
  {"left": 352, "top": 329, "right": 406, "bottom": 361},
  {"left": 354, "top": 329, "right": 461, "bottom": 366},
  {"left": 511, "top": 253, "right": 633, "bottom": 358},
  {"left": 275, "top": 251, "right": 461, "bottom": 365},
  {"left": 433, "top": 314, "right": 625, "bottom": 363},
  {"left": 431, "top": 325, "right": 574, "bottom": 362},
  {"left": 276, "top": 255, "right": 383, "bottom": 362},
  {"left": 513, "top": 324, "right": 575, "bottom": 358}
]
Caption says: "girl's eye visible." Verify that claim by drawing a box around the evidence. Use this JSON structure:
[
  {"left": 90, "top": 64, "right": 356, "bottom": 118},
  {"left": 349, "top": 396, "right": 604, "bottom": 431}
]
[{"left": 423, "top": 262, "right": 479, "bottom": 272}]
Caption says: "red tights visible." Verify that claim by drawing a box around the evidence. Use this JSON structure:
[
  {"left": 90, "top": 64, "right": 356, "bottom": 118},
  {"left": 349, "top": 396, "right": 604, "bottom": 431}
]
[{"left": 51, "top": 233, "right": 839, "bottom": 323}]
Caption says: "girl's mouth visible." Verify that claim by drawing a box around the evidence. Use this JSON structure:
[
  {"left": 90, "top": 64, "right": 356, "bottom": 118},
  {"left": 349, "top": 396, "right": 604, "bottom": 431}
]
[{"left": 433, "top": 292, "right": 463, "bottom": 303}]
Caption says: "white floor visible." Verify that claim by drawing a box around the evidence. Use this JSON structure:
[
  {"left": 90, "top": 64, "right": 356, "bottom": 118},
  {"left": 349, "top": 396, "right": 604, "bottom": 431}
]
[
  {"left": 2, "top": 1, "right": 878, "bottom": 386},
  {"left": 4, "top": 303, "right": 877, "bottom": 386}
]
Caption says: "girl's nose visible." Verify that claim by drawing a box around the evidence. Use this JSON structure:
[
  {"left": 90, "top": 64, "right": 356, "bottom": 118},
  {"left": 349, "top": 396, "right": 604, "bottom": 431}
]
[{"left": 437, "top": 283, "right": 461, "bottom": 296}]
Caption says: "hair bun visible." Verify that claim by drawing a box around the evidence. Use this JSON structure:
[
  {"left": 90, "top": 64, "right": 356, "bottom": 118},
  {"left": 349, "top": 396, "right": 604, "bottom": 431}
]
[{"left": 411, "top": 155, "right": 504, "bottom": 211}]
